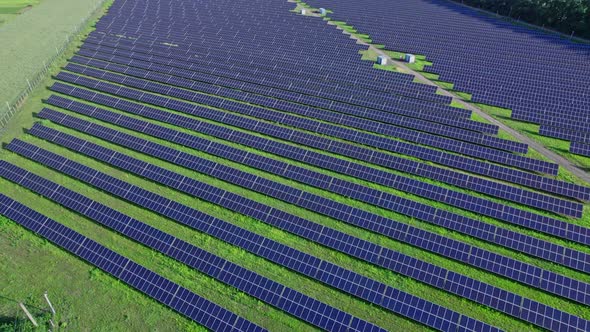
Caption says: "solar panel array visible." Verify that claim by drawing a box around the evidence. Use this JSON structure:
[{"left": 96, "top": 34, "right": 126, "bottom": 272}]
[
  {"left": 27, "top": 113, "right": 590, "bottom": 306},
  {"left": 48, "top": 78, "right": 590, "bottom": 203},
  {"left": 0, "top": 161, "right": 386, "bottom": 332},
  {"left": 40, "top": 97, "right": 589, "bottom": 247},
  {"left": 1, "top": 0, "right": 589, "bottom": 330},
  {"left": 58, "top": 64, "right": 559, "bottom": 176},
  {"left": 6, "top": 139, "right": 590, "bottom": 331},
  {"left": 0, "top": 194, "right": 265, "bottom": 332},
  {"left": 34, "top": 103, "right": 590, "bottom": 274},
  {"left": 4, "top": 139, "right": 498, "bottom": 332},
  {"left": 303, "top": 0, "right": 590, "bottom": 156},
  {"left": 45, "top": 89, "right": 590, "bottom": 209}
]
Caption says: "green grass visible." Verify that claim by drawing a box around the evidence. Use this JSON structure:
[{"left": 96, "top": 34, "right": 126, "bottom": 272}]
[
  {"left": 0, "top": 0, "right": 39, "bottom": 27},
  {"left": 0, "top": 0, "right": 99, "bottom": 106},
  {"left": 359, "top": 49, "right": 398, "bottom": 72}
]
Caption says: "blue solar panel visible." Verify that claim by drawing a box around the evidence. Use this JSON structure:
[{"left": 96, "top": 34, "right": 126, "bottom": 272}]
[
  {"left": 0, "top": 161, "right": 386, "bottom": 332},
  {"left": 570, "top": 141, "right": 590, "bottom": 157},
  {"left": 302, "top": 0, "right": 590, "bottom": 152},
  {"left": 48, "top": 81, "right": 590, "bottom": 203},
  {"left": 6, "top": 137, "right": 589, "bottom": 331},
  {"left": 68, "top": 50, "right": 522, "bottom": 154},
  {"left": 45, "top": 93, "right": 587, "bottom": 215},
  {"left": 0, "top": 193, "right": 265, "bottom": 332},
  {"left": 2, "top": 140, "right": 494, "bottom": 332},
  {"left": 42, "top": 95, "right": 590, "bottom": 248},
  {"left": 59, "top": 64, "right": 557, "bottom": 176},
  {"left": 28, "top": 112, "right": 590, "bottom": 308}
]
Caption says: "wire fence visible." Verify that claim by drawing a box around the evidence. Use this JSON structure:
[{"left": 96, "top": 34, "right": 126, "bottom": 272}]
[{"left": 0, "top": 0, "right": 107, "bottom": 138}]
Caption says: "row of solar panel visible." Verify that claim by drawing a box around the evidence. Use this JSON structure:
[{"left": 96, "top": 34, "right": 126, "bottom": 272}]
[
  {"left": 78, "top": 40, "right": 466, "bottom": 122},
  {"left": 84, "top": 34, "right": 450, "bottom": 104},
  {"left": 77, "top": 42, "right": 495, "bottom": 134},
  {"left": 72, "top": 45, "right": 491, "bottom": 134},
  {"left": 3, "top": 140, "right": 498, "bottom": 332},
  {"left": 71, "top": 49, "right": 523, "bottom": 153},
  {"left": 65, "top": 57, "right": 529, "bottom": 162},
  {"left": 53, "top": 71, "right": 562, "bottom": 186},
  {"left": 49, "top": 76, "right": 590, "bottom": 203},
  {"left": 76, "top": 42, "right": 490, "bottom": 130},
  {"left": 42, "top": 95, "right": 584, "bottom": 222},
  {"left": 45, "top": 92, "right": 585, "bottom": 222},
  {"left": 0, "top": 194, "right": 265, "bottom": 332},
  {"left": 449, "top": 71, "right": 588, "bottom": 97},
  {"left": 44, "top": 92, "right": 587, "bottom": 269},
  {"left": 540, "top": 125, "right": 589, "bottom": 145},
  {"left": 39, "top": 98, "right": 590, "bottom": 275},
  {"left": 85, "top": 33, "right": 465, "bottom": 112},
  {"left": 328, "top": 3, "right": 590, "bottom": 150},
  {"left": 430, "top": 61, "right": 587, "bottom": 85},
  {"left": 570, "top": 141, "right": 590, "bottom": 157},
  {"left": 87, "top": 28, "right": 417, "bottom": 86},
  {"left": 6, "top": 138, "right": 588, "bottom": 332},
  {"left": 0, "top": 161, "right": 387, "bottom": 332},
  {"left": 372, "top": 25, "right": 589, "bottom": 70},
  {"left": 308, "top": 0, "right": 590, "bottom": 146},
  {"left": 31, "top": 109, "right": 590, "bottom": 307},
  {"left": 85, "top": 32, "right": 412, "bottom": 89}
]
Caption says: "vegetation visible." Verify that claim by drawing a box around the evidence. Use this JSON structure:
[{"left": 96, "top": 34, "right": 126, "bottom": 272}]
[
  {"left": 0, "top": 0, "right": 101, "bottom": 112},
  {"left": 452, "top": 0, "right": 590, "bottom": 40}
]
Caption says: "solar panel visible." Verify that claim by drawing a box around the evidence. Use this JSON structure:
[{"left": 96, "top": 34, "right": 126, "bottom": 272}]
[
  {"left": 570, "top": 141, "right": 590, "bottom": 157},
  {"left": 69, "top": 50, "right": 519, "bottom": 154},
  {"left": 60, "top": 64, "right": 556, "bottom": 176},
  {"left": 27, "top": 116, "right": 590, "bottom": 307},
  {"left": 44, "top": 94, "right": 586, "bottom": 216},
  {"left": 42, "top": 96, "right": 590, "bottom": 256},
  {"left": 49, "top": 80, "right": 590, "bottom": 203},
  {"left": 0, "top": 194, "right": 265, "bottom": 332},
  {"left": 6, "top": 138, "right": 589, "bottom": 331},
  {"left": 302, "top": 0, "right": 590, "bottom": 150},
  {"left": 28, "top": 112, "right": 590, "bottom": 303},
  {"left": 2, "top": 141, "right": 493, "bottom": 332},
  {"left": 0, "top": 161, "right": 386, "bottom": 332}
]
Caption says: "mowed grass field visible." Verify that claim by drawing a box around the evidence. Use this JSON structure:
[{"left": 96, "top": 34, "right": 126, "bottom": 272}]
[
  {"left": 0, "top": 0, "right": 102, "bottom": 116},
  {"left": 1, "top": 1, "right": 590, "bottom": 332}
]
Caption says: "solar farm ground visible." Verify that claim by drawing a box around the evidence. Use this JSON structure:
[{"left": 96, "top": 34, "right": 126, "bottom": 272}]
[{"left": 1, "top": 0, "right": 590, "bottom": 331}]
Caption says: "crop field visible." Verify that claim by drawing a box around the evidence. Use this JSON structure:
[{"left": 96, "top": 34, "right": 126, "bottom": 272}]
[{"left": 1, "top": 0, "right": 589, "bottom": 331}]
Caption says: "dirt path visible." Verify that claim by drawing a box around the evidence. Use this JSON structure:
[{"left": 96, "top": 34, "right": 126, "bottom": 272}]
[{"left": 296, "top": 6, "right": 590, "bottom": 185}]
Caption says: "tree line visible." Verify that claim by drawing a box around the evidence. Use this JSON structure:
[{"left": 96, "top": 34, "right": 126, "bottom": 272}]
[{"left": 451, "top": 0, "right": 590, "bottom": 40}]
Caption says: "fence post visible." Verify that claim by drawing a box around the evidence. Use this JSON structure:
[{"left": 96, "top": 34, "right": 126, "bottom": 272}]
[{"left": 19, "top": 303, "right": 38, "bottom": 327}]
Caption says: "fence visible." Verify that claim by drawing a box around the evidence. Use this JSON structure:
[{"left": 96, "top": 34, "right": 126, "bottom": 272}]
[{"left": 0, "top": 0, "right": 108, "bottom": 138}]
